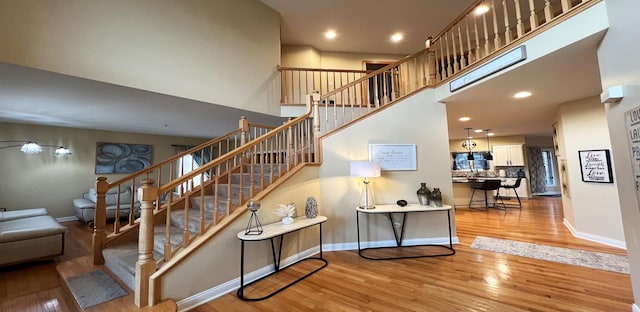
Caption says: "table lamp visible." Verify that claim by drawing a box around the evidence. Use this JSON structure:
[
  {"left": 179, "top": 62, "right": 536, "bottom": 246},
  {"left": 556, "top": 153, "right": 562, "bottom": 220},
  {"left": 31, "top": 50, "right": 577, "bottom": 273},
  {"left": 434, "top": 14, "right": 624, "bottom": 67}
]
[{"left": 350, "top": 161, "right": 381, "bottom": 209}]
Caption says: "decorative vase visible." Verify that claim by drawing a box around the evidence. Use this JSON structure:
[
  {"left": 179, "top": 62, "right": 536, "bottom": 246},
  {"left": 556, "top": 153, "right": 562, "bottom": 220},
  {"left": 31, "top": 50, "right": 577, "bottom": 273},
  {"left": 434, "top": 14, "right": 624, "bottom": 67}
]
[
  {"left": 282, "top": 216, "right": 293, "bottom": 225},
  {"left": 430, "top": 188, "right": 443, "bottom": 207},
  {"left": 305, "top": 196, "right": 318, "bottom": 218},
  {"left": 416, "top": 182, "right": 431, "bottom": 206}
]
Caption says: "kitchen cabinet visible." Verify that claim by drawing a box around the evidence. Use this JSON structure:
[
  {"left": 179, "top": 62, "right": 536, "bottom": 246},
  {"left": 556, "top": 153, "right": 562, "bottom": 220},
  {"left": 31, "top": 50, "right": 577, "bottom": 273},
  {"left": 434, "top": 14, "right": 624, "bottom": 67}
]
[
  {"left": 492, "top": 145, "right": 525, "bottom": 166},
  {"left": 499, "top": 178, "right": 529, "bottom": 198}
]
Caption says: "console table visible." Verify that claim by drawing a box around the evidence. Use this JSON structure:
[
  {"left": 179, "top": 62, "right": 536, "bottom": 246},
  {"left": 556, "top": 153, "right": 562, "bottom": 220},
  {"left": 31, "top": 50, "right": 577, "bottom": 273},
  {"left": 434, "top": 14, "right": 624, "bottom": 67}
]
[
  {"left": 237, "top": 216, "right": 328, "bottom": 301},
  {"left": 356, "top": 204, "right": 455, "bottom": 260}
]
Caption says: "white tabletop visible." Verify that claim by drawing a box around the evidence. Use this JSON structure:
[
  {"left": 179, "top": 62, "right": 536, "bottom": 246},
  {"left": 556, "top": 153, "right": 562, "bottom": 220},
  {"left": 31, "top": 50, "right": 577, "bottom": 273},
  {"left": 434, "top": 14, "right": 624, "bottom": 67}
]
[
  {"left": 356, "top": 204, "right": 452, "bottom": 214},
  {"left": 238, "top": 216, "right": 327, "bottom": 241}
]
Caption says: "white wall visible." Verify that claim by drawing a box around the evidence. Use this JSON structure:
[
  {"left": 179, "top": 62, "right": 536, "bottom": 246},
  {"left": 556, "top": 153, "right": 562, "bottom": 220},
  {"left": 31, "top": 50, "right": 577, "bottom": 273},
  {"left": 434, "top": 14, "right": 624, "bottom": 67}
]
[
  {"left": 555, "top": 96, "right": 624, "bottom": 246},
  {"left": 0, "top": 0, "right": 281, "bottom": 115},
  {"left": 0, "top": 122, "right": 206, "bottom": 219},
  {"left": 598, "top": 0, "right": 640, "bottom": 306}
]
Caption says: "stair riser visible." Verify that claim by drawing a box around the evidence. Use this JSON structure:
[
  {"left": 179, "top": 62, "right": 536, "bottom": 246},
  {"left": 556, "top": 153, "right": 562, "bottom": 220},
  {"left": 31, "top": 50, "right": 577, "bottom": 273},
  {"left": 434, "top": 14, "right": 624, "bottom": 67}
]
[
  {"left": 230, "top": 173, "right": 273, "bottom": 185},
  {"left": 214, "top": 184, "right": 251, "bottom": 199},
  {"left": 244, "top": 164, "right": 286, "bottom": 175}
]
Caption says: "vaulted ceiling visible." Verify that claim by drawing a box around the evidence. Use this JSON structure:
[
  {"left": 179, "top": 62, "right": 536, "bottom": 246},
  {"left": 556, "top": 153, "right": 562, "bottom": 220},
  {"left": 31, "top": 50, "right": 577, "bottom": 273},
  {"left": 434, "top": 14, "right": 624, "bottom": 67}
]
[{"left": 0, "top": 1, "right": 603, "bottom": 141}]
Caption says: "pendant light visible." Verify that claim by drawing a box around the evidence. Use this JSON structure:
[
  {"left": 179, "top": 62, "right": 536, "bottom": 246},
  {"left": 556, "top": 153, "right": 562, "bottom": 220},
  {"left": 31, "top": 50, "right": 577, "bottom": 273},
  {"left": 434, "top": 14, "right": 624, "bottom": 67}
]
[
  {"left": 484, "top": 129, "right": 493, "bottom": 160},
  {"left": 465, "top": 128, "right": 474, "bottom": 160}
]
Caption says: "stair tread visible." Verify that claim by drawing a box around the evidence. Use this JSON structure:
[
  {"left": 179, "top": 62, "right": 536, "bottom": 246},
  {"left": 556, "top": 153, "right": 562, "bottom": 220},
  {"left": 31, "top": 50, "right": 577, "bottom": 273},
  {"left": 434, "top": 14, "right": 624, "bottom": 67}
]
[{"left": 103, "top": 241, "right": 163, "bottom": 276}]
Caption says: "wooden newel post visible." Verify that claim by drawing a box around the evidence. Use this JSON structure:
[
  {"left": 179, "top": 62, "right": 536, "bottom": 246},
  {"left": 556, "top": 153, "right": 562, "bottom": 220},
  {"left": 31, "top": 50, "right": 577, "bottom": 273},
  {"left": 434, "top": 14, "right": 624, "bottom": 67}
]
[
  {"left": 135, "top": 179, "right": 157, "bottom": 308},
  {"left": 287, "top": 119, "right": 294, "bottom": 166},
  {"left": 311, "top": 91, "right": 321, "bottom": 139},
  {"left": 92, "top": 177, "right": 108, "bottom": 265},
  {"left": 427, "top": 51, "right": 437, "bottom": 85},
  {"left": 239, "top": 116, "right": 249, "bottom": 145}
]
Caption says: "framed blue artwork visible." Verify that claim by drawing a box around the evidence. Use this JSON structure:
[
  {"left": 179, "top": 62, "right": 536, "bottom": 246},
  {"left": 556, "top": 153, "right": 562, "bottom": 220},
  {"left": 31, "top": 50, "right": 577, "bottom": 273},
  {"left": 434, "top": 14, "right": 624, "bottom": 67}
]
[{"left": 95, "top": 142, "right": 152, "bottom": 174}]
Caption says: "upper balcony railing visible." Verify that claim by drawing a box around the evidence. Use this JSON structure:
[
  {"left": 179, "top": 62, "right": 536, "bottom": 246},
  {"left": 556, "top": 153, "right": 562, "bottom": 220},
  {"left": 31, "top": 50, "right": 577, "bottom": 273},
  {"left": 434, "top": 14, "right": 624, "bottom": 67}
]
[
  {"left": 430, "top": 0, "right": 594, "bottom": 82},
  {"left": 310, "top": 0, "right": 598, "bottom": 135},
  {"left": 279, "top": 66, "right": 368, "bottom": 105}
]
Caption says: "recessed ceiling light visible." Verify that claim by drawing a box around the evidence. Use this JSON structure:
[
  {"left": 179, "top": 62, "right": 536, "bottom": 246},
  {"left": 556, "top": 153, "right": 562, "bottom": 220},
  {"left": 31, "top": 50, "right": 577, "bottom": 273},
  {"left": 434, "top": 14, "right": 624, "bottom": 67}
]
[
  {"left": 488, "top": 133, "right": 495, "bottom": 136},
  {"left": 474, "top": 129, "right": 483, "bottom": 133},
  {"left": 474, "top": 4, "right": 489, "bottom": 15},
  {"left": 459, "top": 117, "right": 471, "bottom": 121},
  {"left": 514, "top": 91, "right": 532, "bottom": 98},
  {"left": 325, "top": 30, "right": 337, "bottom": 40},
  {"left": 391, "top": 33, "right": 403, "bottom": 42}
]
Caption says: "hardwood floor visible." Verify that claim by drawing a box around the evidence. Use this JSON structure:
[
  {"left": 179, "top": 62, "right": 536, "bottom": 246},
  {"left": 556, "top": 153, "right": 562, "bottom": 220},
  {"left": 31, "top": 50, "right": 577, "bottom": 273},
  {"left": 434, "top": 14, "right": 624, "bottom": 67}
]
[
  {"left": 0, "top": 196, "right": 633, "bottom": 311},
  {"left": 196, "top": 196, "right": 632, "bottom": 312}
]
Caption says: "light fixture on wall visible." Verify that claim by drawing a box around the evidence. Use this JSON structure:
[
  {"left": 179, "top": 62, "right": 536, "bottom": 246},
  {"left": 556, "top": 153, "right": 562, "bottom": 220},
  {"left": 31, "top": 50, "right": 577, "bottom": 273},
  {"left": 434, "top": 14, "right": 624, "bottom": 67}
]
[
  {"left": 484, "top": 129, "right": 493, "bottom": 161},
  {"left": 350, "top": 161, "right": 381, "bottom": 209},
  {"left": 0, "top": 141, "right": 72, "bottom": 157}
]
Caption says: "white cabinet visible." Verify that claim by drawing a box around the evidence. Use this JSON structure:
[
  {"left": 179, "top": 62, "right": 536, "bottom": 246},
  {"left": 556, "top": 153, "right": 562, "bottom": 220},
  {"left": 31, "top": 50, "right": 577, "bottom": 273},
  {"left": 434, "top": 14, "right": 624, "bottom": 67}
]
[
  {"left": 499, "top": 178, "right": 529, "bottom": 198},
  {"left": 492, "top": 145, "right": 525, "bottom": 166}
]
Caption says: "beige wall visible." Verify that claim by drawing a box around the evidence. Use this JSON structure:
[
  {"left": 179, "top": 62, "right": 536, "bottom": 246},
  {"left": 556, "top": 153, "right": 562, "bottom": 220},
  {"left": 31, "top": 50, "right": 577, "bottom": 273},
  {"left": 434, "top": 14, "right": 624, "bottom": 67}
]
[
  {"left": 281, "top": 45, "right": 321, "bottom": 68},
  {"left": 555, "top": 96, "right": 624, "bottom": 245},
  {"left": 598, "top": 0, "right": 640, "bottom": 306},
  {"left": 319, "top": 88, "right": 454, "bottom": 244},
  {"left": 158, "top": 89, "right": 456, "bottom": 302},
  {"left": 449, "top": 135, "right": 526, "bottom": 153},
  {"left": 281, "top": 44, "right": 405, "bottom": 70},
  {"left": 0, "top": 122, "right": 205, "bottom": 218},
  {"left": 159, "top": 166, "right": 321, "bottom": 300},
  {"left": 0, "top": 0, "right": 282, "bottom": 115},
  {"left": 319, "top": 51, "right": 405, "bottom": 70},
  {"left": 525, "top": 136, "right": 554, "bottom": 147}
]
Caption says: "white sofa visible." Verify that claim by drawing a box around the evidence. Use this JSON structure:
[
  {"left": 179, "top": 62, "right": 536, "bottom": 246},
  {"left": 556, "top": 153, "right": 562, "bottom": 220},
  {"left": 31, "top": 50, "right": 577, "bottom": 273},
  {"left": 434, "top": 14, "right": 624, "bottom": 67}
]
[
  {"left": 0, "top": 208, "right": 67, "bottom": 266},
  {"left": 72, "top": 187, "right": 141, "bottom": 225}
]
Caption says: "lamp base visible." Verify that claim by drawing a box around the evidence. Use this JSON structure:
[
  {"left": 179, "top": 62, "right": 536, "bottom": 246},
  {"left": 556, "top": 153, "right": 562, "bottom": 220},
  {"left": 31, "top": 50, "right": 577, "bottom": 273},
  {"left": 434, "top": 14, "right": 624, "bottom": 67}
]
[{"left": 359, "top": 205, "right": 376, "bottom": 209}]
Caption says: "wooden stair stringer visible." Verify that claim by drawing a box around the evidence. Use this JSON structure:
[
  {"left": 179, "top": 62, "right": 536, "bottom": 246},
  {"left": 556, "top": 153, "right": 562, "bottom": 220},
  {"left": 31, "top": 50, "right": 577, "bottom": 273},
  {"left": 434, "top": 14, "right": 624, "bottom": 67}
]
[{"left": 146, "top": 162, "right": 310, "bottom": 305}]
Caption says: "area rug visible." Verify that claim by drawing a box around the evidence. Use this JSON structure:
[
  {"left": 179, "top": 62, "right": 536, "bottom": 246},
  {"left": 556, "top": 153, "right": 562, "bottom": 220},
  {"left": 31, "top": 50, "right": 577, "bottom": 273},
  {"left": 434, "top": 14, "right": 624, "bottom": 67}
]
[
  {"left": 471, "top": 236, "right": 629, "bottom": 274},
  {"left": 65, "top": 269, "right": 128, "bottom": 309}
]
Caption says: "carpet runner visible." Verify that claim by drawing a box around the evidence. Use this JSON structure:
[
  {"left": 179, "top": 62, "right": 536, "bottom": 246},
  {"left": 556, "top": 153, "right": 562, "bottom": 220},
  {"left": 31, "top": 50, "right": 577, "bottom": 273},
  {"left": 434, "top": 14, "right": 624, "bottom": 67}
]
[
  {"left": 65, "top": 269, "right": 128, "bottom": 309},
  {"left": 471, "top": 236, "right": 629, "bottom": 274}
]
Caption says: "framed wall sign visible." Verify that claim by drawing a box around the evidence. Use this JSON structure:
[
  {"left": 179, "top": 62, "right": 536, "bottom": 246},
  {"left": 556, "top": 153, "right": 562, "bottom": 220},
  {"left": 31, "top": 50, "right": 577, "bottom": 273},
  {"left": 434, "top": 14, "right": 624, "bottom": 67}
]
[
  {"left": 578, "top": 149, "right": 613, "bottom": 183},
  {"left": 369, "top": 144, "right": 417, "bottom": 171}
]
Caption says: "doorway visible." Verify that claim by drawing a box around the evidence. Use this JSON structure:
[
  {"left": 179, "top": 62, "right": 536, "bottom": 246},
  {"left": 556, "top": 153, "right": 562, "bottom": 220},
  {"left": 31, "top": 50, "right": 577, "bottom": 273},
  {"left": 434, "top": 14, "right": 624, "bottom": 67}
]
[
  {"left": 364, "top": 61, "right": 399, "bottom": 106},
  {"left": 541, "top": 147, "right": 561, "bottom": 194}
]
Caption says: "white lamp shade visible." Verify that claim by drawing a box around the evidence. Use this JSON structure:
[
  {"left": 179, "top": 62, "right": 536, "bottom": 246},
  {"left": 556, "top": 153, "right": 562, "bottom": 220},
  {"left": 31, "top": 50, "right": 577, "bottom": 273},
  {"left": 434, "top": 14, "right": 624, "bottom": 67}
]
[
  {"left": 350, "top": 161, "right": 381, "bottom": 178},
  {"left": 20, "top": 142, "right": 42, "bottom": 154},
  {"left": 54, "top": 147, "right": 72, "bottom": 157}
]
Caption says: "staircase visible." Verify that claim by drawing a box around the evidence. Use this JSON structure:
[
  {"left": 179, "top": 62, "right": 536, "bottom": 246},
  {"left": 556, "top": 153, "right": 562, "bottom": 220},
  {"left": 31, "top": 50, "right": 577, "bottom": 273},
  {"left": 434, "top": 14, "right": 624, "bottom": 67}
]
[
  {"left": 101, "top": 163, "right": 287, "bottom": 292},
  {"left": 84, "top": 0, "right": 598, "bottom": 308}
]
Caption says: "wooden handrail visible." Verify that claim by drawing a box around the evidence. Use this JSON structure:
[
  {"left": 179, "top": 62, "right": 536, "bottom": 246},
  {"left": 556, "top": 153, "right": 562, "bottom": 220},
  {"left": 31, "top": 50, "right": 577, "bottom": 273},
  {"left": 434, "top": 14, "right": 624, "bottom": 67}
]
[
  {"left": 92, "top": 116, "right": 276, "bottom": 264},
  {"left": 279, "top": 66, "right": 368, "bottom": 74}
]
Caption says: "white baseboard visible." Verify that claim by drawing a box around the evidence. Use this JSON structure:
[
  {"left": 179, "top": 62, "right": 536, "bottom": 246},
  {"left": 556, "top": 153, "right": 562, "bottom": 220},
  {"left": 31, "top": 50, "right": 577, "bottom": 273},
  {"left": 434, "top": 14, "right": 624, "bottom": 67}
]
[
  {"left": 175, "top": 237, "right": 459, "bottom": 311},
  {"left": 56, "top": 216, "right": 79, "bottom": 222},
  {"left": 322, "top": 236, "right": 460, "bottom": 252},
  {"left": 176, "top": 245, "right": 321, "bottom": 312},
  {"left": 563, "top": 218, "right": 626, "bottom": 249},
  {"left": 633, "top": 303, "right": 640, "bottom": 312}
]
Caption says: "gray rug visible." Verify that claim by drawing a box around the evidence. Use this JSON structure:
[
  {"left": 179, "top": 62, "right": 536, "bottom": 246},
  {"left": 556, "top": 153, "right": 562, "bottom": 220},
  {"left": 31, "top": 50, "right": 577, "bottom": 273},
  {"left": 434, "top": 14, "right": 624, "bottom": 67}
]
[
  {"left": 471, "top": 236, "right": 629, "bottom": 274},
  {"left": 65, "top": 269, "right": 128, "bottom": 309}
]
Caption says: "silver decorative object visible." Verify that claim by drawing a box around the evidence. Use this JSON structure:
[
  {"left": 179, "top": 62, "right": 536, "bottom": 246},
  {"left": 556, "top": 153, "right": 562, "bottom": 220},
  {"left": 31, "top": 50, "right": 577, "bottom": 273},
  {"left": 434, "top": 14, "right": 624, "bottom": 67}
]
[
  {"left": 245, "top": 200, "right": 263, "bottom": 235},
  {"left": 305, "top": 196, "right": 318, "bottom": 218}
]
